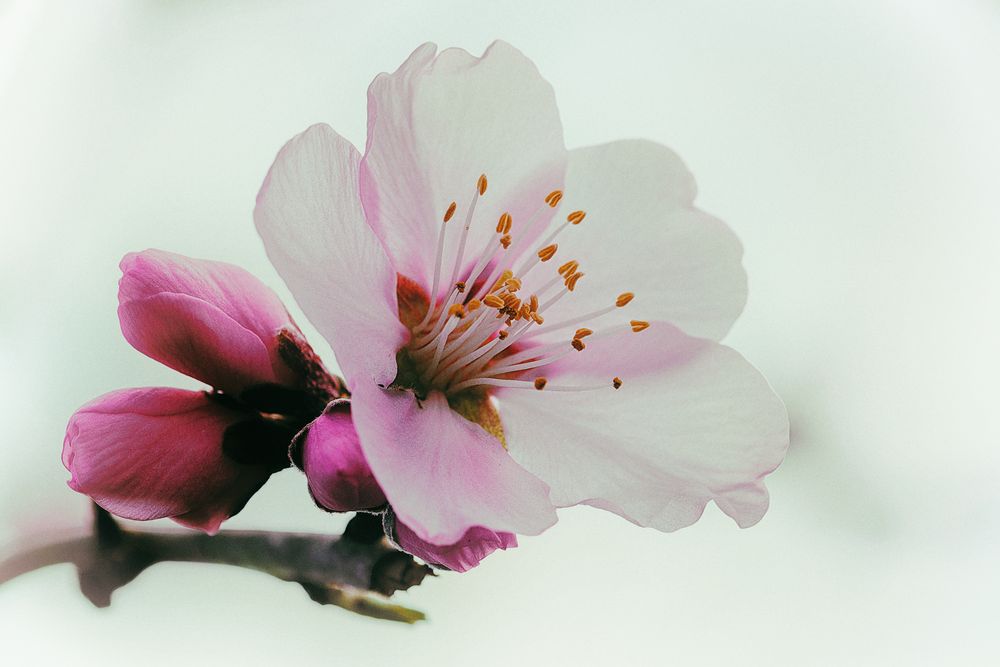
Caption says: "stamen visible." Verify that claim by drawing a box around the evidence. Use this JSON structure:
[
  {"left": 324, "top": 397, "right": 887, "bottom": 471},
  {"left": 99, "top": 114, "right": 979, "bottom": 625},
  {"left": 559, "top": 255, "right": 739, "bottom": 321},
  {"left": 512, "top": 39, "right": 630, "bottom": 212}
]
[
  {"left": 494, "top": 338, "right": 575, "bottom": 367},
  {"left": 496, "top": 212, "right": 512, "bottom": 234},
  {"left": 537, "top": 244, "right": 558, "bottom": 262},
  {"left": 447, "top": 318, "right": 535, "bottom": 382},
  {"left": 477, "top": 194, "right": 555, "bottom": 298},
  {"left": 536, "top": 295, "right": 636, "bottom": 335},
  {"left": 448, "top": 376, "right": 615, "bottom": 393},
  {"left": 407, "top": 176, "right": 633, "bottom": 400},
  {"left": 491, "top": 270, "right": 513, "bottom": 293},
  {"left": 485, "top": 347, "right": 575, "bottom": 377},
  {"left": 530, "top": 274, "right": 563, "bottom": 304},
  {"left": 425, "top": 315, "right": 463, "bottom": 379},
  {"left": 448, "top": 176, "right": 487, "bottom": 289},
  {"left": 515, "top": 207, "right": 585, "bottom": 279},
  {"left": 483, "top": 294, "right": 505, "bottom": 309},
  {"left": 415, "top": 201, "right": 460, "bottom": 331},
  {"left": 428, "top": 307, "right": 502, "bottom": 381},
  {"left": 558, "top": 260, "right": 578, "bottom": 276},
  {"left": 535, "top": 285, "right": 568, "bottom": 314}
]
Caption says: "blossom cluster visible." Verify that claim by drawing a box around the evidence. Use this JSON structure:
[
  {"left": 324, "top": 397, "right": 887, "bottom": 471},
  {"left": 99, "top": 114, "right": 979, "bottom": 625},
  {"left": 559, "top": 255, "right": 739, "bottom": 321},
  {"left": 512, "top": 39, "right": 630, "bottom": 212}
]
[{"left": 63, "top": 42, "right": 789, "bottom": 572}]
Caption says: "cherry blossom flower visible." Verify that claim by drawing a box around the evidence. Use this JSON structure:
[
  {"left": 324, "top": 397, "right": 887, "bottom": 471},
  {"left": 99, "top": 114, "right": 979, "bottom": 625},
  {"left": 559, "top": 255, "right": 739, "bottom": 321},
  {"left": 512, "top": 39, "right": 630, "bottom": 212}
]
[
  {"left": 63, "top": 249, "right": 341, "bottom": 533},
  {"left": 255, "top": 41, "right": 789, "bottom": 561}
]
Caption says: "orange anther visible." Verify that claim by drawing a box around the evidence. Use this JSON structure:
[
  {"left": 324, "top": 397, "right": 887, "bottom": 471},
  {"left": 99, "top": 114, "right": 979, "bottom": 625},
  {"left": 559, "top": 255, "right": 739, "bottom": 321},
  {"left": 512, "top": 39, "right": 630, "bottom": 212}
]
[
  {"left": 497, "top": 329, "right": 509, "bottom": 340},
  {"left": 483, "top": 295, "right": 505, "bottom": 309},
  {"left": 565, "top": 272, "right": 584, "bottom": 291},
  {"left": 504, "top": 277, "right": 522, "bottom": 292},
  {"left": 496, "top": 212, "right": 512, "bottom": 234},
  {"left": 533, "top": 377, "right": 548, "bottom": 390},
  {"left": 443, "top": 201, "right": 457, "bottom": 222},
  {"left": 448, "top": 304, "right": 466, "bottom": 318},
  {"left": 455, "top": 281, "right": 466, "bottom": 293},
  {"left": 477, "top": 174, "right": 488, "bottom": 195},
  {"left": 500, "top": 234, "right": 512, "bottom": 249},
  {"left": 491, "top": 269, "right": 514, "bottom": 293},
  {"left": 630, "top": 320, "right": 650, "bottom": 332},
  {"left": 571, "top": 338, "right": 586, "bottom": 351},
  {"left": 567, "top": 210, "right": 586, "bottom": 225},
  {"left": 616, "top": 292, "right": 634, "bottom": 307},
  {"left": 574, "top": 327, "right": 593, "bottom": 339},
  {"left": 531, "top": 312, "right": 545, "bottom": 325},
  {"left": 467, "top": 299, "right": 482, "bottom": 311},
  {"left": 612, "top": 377, "right": 623, "bottom": 389},
  {"left": 529, "top": 294, "right": 539, "bottom": 312},
  {"left": 544, "top": 190, "right": 563, "bottom": 207},
  {"left": 537, "top": 244, "right": 558, "bottom": 262},
  {"left": 558, "top": 260, "right": 579, "bottom": 276}
]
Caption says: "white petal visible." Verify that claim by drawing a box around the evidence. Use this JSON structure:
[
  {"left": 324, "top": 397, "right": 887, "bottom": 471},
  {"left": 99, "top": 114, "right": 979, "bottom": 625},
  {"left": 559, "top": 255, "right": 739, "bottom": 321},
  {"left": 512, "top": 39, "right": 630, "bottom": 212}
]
[
  {"left": 534, "top": 140, "right": 747, "bottom": 341},
  {"left": 254, "top": 124, "right": 408, "bottom": 385},
  {"left": 495, "top": 322, "right": 788, "bottom": 531},
  {"left": 360, "top": 41, "right": 567, "bottom": 290}
]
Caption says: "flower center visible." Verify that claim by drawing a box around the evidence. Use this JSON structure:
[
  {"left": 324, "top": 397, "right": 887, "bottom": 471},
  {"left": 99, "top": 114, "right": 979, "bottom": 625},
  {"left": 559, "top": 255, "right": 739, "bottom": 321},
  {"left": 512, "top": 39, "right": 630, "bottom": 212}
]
[{"left": 399, "top": 175, "right": 645, "bottom": 398}]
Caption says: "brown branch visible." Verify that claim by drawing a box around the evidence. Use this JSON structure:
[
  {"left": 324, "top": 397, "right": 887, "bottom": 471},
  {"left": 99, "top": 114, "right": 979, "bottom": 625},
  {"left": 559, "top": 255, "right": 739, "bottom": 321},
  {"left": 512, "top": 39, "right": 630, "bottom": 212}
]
[{"left": 0, "top": 507, "right": 431, "bottom": 623}]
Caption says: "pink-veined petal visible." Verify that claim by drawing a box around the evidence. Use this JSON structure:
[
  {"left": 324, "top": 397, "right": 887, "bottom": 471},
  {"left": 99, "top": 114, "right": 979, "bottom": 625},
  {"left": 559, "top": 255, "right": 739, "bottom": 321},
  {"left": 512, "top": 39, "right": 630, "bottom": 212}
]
[
  {"left": 62, "top": 387, "right": 272, "bottom": 534},
  {"left": 360, "top": 41, "right": 566, "bottom": 292},
  {"left": 533, "top": 140, "right": 747, "bottom": 342},
  {"left": 254, "top": 123, "right": 408, "bottom": 386},
  {"left": 391, "top": 512, "right": 517, "bottom": 573},
  {"left": 118, "top": 249, "right": 299, "bottom": 394},
  {"left": 495, "top": 322, "right": 788, "bottom": 531},
  {"left": 348, "top": 378, "right": 557, "bottom": 545},
  {"left": 292, "top": 399, "right": 387, "bottom": 512}
]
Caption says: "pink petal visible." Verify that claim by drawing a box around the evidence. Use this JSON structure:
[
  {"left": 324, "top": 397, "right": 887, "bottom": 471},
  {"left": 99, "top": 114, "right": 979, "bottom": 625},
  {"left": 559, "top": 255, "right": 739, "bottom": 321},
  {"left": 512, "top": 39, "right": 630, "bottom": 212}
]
[
  {"left": 292, "top": 399, "right": 387, "bottom": 512},
  {"left": 391, "top": 512, "right": 517, "bottom": 573},
  {"left": 495, "top": 322, "right": 789, "bottom": 531},
  {"left": 348, "top": 378, "right": 557, "bottom": 545},
  {"left": 254, "top": 124, "right": 408, "bottom": 386},
  {"left": 118, "top": 249, "right": 299, "bottom": 394},
  {"left": 535, "top": 140, "right": 748, "bottom": 342},
  {"left": 62, "top": 387, "right": 272, "bottom": 534},
  {"left": 360, "top": 41, "right": 567, "bottom": 291}
]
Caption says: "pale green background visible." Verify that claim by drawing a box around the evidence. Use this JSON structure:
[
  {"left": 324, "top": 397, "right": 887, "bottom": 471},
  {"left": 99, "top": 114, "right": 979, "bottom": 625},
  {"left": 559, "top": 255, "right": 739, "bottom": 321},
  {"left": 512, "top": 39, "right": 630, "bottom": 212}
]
[{"left": 1, "top": 0, "right": 998, "bottom": 664}]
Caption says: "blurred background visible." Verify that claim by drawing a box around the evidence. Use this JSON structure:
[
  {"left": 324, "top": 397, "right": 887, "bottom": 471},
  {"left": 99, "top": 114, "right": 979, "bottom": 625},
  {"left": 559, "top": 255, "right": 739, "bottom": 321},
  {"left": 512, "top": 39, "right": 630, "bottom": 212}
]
[{"left": 1, "top": 0, "right": 998, "bottom": 664}]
